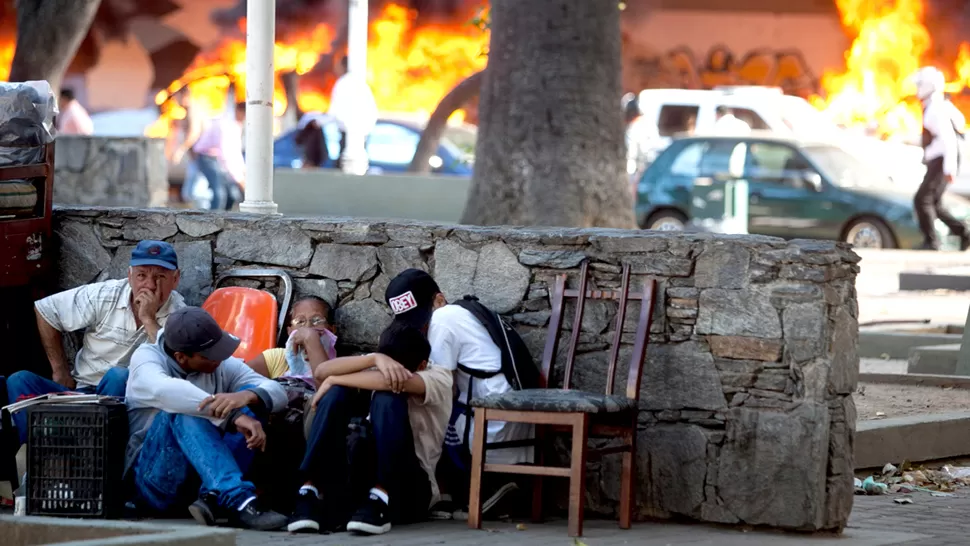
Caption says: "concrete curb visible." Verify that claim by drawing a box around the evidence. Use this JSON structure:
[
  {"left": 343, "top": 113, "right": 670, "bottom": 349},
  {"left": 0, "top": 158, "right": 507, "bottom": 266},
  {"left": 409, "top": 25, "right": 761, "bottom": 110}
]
[
  {"left": 907, "top": 343, "right": 962, "bottom": 375},
  {"left": 859, "top": 372, "right": 970, "bottom": 388},
  {"left": 899, "top": 271, "right": 970, "bottom": 291},
  {"left": 859, "top": 331, "right": 962, "bottom": 359},
  {"left": 1, "top": 515, "right": 236, "bottom": 546},
  {"left": 855, "top": 411, "right": 970, "bottom": 469}
]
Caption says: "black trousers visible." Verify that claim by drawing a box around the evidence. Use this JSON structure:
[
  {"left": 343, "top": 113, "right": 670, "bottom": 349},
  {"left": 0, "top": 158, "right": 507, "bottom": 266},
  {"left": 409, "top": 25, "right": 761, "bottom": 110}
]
[
  {"left": 914, "top": 157, "right": 967, "bottom": 247},
  {"left": 300, "top": 386, "right": 431, "bottom": 524}
]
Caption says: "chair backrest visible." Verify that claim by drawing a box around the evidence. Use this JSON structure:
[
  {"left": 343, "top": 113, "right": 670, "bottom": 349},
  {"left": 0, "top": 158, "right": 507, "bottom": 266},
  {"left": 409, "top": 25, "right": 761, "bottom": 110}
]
[
  {"left": 202, "top": 287, "right": 279, "bottom": 363},
  {"left": 540, "top": 261, "right": 656, "bottom": 401}
]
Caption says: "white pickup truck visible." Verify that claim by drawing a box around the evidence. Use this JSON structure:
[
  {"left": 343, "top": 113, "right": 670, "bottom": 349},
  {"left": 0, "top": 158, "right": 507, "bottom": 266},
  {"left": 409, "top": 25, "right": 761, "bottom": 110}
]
[{"left": 635, "top": 86, "right": 970, "bottom": 197}]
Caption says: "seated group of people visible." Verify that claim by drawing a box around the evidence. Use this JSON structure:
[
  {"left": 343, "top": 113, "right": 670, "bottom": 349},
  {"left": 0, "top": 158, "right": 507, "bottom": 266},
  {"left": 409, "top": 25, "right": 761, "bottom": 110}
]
[{"left": 1, "top": 240, "right": 532, "bottom": 535}]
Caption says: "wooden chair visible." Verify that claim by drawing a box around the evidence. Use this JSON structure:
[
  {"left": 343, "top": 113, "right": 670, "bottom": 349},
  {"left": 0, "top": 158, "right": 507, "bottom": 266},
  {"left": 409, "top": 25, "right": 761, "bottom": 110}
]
[{"left": 467, "top": 261, "right": 656, "bottom": 537}]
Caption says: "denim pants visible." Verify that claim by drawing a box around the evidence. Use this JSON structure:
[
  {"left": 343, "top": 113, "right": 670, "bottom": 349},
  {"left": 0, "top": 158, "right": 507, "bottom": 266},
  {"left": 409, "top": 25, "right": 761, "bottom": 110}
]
[
  {"left": 4, "top": 367, "right": 129, "bottom": 446},
  {"left": 301, "top": 386, "right": 430, "bottom": 524},
  {"left": 194, "top": 154, "right": 231, "bottom": 211},
  {"left": 132, "top": 411, "right": 257, "bottom": 512},
  {"left": 179, "top": 158, "right": 212, "bottom": 210}
]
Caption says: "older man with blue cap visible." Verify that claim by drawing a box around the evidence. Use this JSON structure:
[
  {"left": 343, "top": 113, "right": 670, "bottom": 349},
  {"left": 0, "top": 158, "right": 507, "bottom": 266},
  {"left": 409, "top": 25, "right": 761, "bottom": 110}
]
[{"left": 3, "top": 240, "right": 186, "bottom": 446}]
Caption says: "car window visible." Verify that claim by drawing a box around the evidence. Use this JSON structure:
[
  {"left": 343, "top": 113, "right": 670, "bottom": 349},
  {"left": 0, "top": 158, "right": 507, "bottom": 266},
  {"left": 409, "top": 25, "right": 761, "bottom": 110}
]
[
  {"left": 669, "top": 141, "right": 706, "bottom": 176},
  {"left": 698, "top": 141, "right": 743, "bottom": 177},
  {"left": 658, "top": 105, "right": 699, "bottom": 137},
  {"left": 367, "top": 123, "right": 420, "bottom": 165},
  {"left": 732, "top": 108, "right": 771, "bottom": 130},
  {"left": 744, "top": 142, "right": 808, "bottom": 186}
]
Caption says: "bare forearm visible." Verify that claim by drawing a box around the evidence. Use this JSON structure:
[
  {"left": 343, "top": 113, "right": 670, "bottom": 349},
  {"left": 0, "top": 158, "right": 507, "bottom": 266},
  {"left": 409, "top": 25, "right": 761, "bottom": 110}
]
[
  {"left": 330, "top": 370, "right": 426, "bottom": 395},
  {"left": 35, "top": 309, "right": 69, "bottom": 374},
  {"left": 302, "top": 335, "right": 329, "bottom": 376},
  {"left": 314, "top": 354, "right": 376, "bottom": 382}
]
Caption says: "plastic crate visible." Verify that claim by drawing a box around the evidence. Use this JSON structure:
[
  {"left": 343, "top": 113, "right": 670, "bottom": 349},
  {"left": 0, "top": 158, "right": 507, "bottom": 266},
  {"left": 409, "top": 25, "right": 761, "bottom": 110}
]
[{"left": 26, "top": 399, "right": 128, "bottom": 518}]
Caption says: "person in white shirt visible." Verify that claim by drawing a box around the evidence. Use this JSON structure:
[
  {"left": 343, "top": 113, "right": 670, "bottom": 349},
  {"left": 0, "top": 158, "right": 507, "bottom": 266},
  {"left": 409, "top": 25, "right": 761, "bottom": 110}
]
[
  {"left": 624, "top": 93, "right": 659, "bottom": 193},
  {"left": 3, "top": 240, "right": 186, "bottom": 448},
  {"left": 913, "top": 66, "right": 970, "bottom": 250},
  {"left": 328, "top": 56, "right": 378, "bottom": 169},
  {"left": 192, "top": 102, "right": 246, "bottom": 210},
  {"left": 712, "top": 106, "right": 752, "bottom": 135},
  {"left": 380, "top": 269, "right": 531, "bottom": 520},
  {"left": 57, "top": 88, "right": 94, "bottom": 135}
]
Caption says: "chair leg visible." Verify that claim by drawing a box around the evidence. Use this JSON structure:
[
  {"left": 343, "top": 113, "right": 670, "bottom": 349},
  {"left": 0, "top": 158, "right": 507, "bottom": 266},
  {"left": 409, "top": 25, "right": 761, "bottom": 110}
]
[
  {"left": 531, "top": 424, "right": 544, "bottom": 523},
  {"left": 467, "top": 408, "right": 488, "bottom": 530},
  {"left": 567, "top": 413, "right": 589, "bottom": 538},
  {"left": 619, "top": 429, "right": 636, "bottom": 529}
]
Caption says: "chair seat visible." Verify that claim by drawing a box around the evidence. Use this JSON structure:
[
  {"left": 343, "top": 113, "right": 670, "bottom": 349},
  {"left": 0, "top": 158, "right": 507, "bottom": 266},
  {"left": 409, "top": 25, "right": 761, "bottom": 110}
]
[{"left": 470, "top": 389, "right": 638, "bottom": 414}]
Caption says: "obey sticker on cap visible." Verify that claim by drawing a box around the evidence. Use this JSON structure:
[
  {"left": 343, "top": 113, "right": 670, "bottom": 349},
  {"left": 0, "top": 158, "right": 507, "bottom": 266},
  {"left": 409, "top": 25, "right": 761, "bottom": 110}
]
[{"left": 389, "top": 291, "right": 418, "bottom": 315}]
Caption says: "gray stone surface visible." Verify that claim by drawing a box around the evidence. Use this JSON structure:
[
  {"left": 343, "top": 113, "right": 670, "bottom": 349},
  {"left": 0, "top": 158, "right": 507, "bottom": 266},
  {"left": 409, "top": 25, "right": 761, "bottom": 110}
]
[
  {"left": 335, "top": 298, "right": 391, "bottom": 348},
  {"left": 50, "top": 208, "right": 860, "bottom": 533},
  {"left": 696, "top": 287, "right": 783, "bottom": 338},
  {"left": 54, "top": 136, "right": 168, "bottom": 208},
  {"left": 718, "top": 403, "right": 830, "bottom": 529},
  {"left": 309, "top": 244, "right": 379, "bottom": 281},
  {"left": 55, "top": 221, "right": 111, "bottom": 288},
  {"left": 216, "top": 227, "right": 313, "bottom": 268},
  {"left": 294, "top": 278, "right": 339, "bottom": 307}
]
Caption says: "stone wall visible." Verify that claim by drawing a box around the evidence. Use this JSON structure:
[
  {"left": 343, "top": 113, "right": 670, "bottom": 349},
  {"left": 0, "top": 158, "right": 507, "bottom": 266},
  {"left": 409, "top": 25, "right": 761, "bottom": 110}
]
[
  {"left": 54, "top": 137, "right": 168, "bottom": 208},
  {"left": 52, "top": 206, "right": 860, "bottom": 532}
]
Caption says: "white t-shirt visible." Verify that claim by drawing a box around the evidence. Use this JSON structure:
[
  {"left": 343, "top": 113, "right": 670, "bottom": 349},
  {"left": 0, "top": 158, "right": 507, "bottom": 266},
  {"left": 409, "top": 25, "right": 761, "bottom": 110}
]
[
  {"left": 428, "top": 305, "right": 533, "bottom": 465},
  {"left": 712, "top": 114, "right": 751, "bottom": 135},
  {"left": 328, "top": 73, "right": 378, "bottom": 136}
]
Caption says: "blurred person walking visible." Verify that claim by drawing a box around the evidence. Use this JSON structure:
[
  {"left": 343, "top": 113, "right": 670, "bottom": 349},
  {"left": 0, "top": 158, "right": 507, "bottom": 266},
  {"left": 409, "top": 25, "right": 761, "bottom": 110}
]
[
  {"left": 328, "top": 56, "right": 378, "bottom": 171},
  {"left": 192, "top": 103, "right": 246, "bottom": 211},
  {"left": 624, "top": 93, "right": 658, "bottom": 195},
  {"left": 57, "top": 88, "right": 93, "bottom": 135},
  {"left": 913, "top": 67, "right": 970, "bottom": 250}
]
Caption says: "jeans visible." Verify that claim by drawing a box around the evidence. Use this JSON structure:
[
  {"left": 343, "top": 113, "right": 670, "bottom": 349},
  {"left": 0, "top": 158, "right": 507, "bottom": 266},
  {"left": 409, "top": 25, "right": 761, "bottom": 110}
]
[
  {"left": 301, "top": 386, "right": 430, "bottom": 524},
  {"left": 915, "top": 156, "right": 968, "bottom": 247},
  {"left": 4, "top": 367, "right": 129, "bottom": 446},
  {"left": 132, "top": 411, "right": 256, "bottom": 513},
  {"left": 180, "top": 158, "right": 211, "bottom": 210},
  {"left": 195, "top": 154, "right": 231, "bottom": 211}
]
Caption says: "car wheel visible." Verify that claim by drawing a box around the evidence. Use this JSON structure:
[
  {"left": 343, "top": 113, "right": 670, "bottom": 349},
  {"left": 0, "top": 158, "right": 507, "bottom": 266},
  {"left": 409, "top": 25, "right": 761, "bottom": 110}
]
[
  {"left": 843, "top": 218, "right": 896, "bottom": 249},
  {"left": 644, "top": 210, "right": 687, "bottom": 231}
]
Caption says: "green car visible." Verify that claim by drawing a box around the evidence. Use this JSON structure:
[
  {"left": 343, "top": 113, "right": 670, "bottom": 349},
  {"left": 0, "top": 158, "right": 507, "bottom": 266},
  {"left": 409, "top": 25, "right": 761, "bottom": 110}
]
[{"left": 635, "top": 134, "right": 970, "bottom": 249}]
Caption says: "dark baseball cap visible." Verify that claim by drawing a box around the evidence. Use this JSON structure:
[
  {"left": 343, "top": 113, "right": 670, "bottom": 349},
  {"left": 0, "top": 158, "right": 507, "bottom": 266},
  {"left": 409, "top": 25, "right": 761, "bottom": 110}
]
[
  {"left": 385, "top": 269, "right": 441, "bottom": 329},
  {"left": 130, "top": 240, "right": 178, "bottom": 270},
  {"left": 164, "top": 307, "right": 240, "bottom": 361}
]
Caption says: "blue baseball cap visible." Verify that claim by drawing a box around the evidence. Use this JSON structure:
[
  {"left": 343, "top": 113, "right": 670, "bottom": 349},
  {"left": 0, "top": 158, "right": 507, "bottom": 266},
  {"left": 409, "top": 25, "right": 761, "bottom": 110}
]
[{"left": 130, "top": 240, "right": 178, "bottom": 270}]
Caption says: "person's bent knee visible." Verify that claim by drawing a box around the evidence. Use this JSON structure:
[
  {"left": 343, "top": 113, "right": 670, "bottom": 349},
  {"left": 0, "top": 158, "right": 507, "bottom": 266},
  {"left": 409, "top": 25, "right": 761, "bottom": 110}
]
[
  {"left": 97, "top": 367, "right": 129, "bottom": 397},
  {"left": 172, "top": 413, "right": 216, "bottom": 430},
  {"left": 370, "top": 390, "right": 408, "bottom": 413}
]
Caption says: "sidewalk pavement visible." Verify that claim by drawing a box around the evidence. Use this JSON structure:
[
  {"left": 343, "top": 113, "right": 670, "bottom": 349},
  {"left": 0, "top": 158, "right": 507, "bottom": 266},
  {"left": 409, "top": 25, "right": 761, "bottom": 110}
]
[{"left": 230, "top": 491, "right": 968, "bottom": 546}]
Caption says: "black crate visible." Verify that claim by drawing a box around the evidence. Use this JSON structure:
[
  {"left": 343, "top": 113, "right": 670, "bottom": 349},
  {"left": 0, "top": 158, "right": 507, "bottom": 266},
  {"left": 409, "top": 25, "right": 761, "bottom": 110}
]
[{"left": 26, "top": 399, "right": 128, "bottom": 518}]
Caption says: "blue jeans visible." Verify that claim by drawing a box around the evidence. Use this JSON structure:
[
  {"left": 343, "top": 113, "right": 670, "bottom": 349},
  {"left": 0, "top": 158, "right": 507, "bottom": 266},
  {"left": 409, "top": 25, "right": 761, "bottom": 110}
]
[
  {"left": 301, "top": 386, "right": 430, "bottom": 524},
  {"left": 195, "top": 154, "right": 240, "bottom": 211},
  {"left": 132, "top": 411, "right": 256, "bottom": 512},
  {"left": 180, "top": 158, "right": 211, "bottom": 210},
  {"left": 4, "top": 368, "right": 129, "bottom": 446}
]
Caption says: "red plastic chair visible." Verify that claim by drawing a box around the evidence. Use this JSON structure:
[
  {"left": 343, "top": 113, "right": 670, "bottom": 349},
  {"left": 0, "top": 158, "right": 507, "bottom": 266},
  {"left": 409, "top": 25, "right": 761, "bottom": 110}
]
[{"left": 201, "top": 269, "right": 293, "bottom": 362}]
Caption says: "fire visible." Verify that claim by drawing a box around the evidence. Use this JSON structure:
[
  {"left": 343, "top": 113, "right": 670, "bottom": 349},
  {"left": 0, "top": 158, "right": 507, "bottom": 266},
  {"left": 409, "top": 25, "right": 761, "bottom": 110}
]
[
  {"left": 147, "top": 3, "right": 488, "bottom": 139},
  {"left": 813, "top": 0, "right": 968, "bottom": 140}
]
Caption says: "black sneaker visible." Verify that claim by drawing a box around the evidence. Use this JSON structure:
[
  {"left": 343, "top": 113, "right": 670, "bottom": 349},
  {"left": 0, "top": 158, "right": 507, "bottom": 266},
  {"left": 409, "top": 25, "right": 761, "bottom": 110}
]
[
  {"left": 188, "top": 493, "right": 221, "bottom": 527},
  {"left": 230, "top": 500, "right": 288, "bottom": 531},
  {"left": 346, "top": 492, "right": 391, "bottom": 535},
  {"left": 286, "top": 489, "right": 322, "bottom": 533}
]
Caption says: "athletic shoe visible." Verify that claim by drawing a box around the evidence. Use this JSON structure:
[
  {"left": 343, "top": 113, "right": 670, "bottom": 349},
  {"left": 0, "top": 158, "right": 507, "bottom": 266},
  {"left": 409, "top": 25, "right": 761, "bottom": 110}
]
[
  {"left": 286, "top": 489, "right": 322, "bottom": 533},
  {"left": 429, "top": 494, "right": 456, "bottom": 520},
  {"left": 188, "top": 493, "right": 220, "bottom": 527},
  {"left": 346, "top": 492, "right": 391, "bottom": 535},
  {"left": 230, "top": 500, "right": 288, "bottom": 531}
]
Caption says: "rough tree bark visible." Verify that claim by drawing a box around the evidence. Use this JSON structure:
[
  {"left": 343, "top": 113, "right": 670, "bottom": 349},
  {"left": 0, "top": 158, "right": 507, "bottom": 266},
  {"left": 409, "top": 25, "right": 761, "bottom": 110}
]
[
  {"left": 460, "top": 0, "right": 634, "bottom": 228},
  {"left": 408, "top": 69, "right": 483, "bottom": 174},
  {"left": 8, "top": 0, "right": 103, "bottom": 93}
]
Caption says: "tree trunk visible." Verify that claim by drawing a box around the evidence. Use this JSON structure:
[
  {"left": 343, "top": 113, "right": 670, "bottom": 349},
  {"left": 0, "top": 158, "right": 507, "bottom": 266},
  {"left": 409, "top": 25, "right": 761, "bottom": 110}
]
[
  {"left": 460, "top": 0, "right": 635, "bottom": 229},
  {"left": 8, "top": 0, "right": 102, "bottom": 93},
  {"left": 408, "top": 69, "right": 483, "bottom": 174}
]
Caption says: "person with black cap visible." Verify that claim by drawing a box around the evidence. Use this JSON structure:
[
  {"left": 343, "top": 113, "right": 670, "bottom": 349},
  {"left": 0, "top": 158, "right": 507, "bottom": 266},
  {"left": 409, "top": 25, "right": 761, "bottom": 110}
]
[
  {"left": 384, "top": 269, "right": 532, "bottom": 519},
  {"left": 124, "top": 306, "right": 289, "bottom": 531},
  {"left": 3, "top": 240, "right": 187, "bottom": 450},
  {"left": 284, "top": 310, "right": 452, "bottom": 535}
]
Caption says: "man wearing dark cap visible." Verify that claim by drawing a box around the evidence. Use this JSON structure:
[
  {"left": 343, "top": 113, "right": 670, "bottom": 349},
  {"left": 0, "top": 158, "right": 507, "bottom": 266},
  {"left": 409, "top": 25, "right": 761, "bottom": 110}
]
[
  {"left": 4, "top": 240, "right": 186, "bottom": 447},
  {"left": 384, "top": 269, "right": 531, "bottom": 519},
  {"left": 125, "top": 306, "right": 288, "bottom": 531}
]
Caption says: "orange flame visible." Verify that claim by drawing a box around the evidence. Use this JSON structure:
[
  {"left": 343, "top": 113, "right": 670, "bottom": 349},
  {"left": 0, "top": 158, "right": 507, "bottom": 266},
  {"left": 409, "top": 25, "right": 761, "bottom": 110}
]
[
  {"left": 147, "top": 3, "right": 487, "bottom": 139},
  {"left": 813, "top": 0, "right": 968, "bottom": 140}
]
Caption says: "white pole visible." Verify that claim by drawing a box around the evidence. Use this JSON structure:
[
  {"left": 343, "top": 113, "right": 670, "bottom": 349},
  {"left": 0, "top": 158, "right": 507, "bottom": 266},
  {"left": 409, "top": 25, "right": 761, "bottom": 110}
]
[
  {"left": 341, "top": 0, "right": 369, "bottom": 175},
  {"left": 239, "top": 0, "right": 279, "bottom": 214}
]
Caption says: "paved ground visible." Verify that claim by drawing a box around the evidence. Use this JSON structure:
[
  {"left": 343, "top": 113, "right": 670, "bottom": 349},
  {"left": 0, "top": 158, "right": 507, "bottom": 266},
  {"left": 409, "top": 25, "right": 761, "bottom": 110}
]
[{"left": 217, "top": 491, "right": 969, "bottom": 546}]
